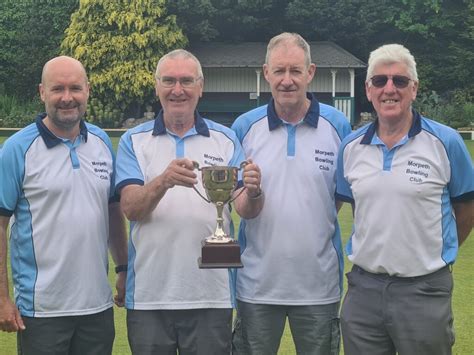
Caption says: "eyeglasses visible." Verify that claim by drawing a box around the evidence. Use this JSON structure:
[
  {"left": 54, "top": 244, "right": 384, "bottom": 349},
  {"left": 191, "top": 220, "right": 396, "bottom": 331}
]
[
  {"left": 369, "top": 75, "right": 413, "bottom": 89},
  {"left": 157, "top": 76, "right": 201, "bottom": 88}
]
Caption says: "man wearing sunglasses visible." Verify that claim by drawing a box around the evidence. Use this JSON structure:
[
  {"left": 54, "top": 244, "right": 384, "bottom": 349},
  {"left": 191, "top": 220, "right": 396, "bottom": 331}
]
[
  {"left": 336, "top": 44, "right": 473, "bottom": 355},
  {"left": 115, "top": 49, "right": 263, "bottom": 354}
]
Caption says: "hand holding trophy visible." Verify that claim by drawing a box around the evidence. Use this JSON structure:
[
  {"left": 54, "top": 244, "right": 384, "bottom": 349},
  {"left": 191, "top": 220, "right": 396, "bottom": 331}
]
[{"left": 193, "top": 161, "right": 248, "bottom": 268}]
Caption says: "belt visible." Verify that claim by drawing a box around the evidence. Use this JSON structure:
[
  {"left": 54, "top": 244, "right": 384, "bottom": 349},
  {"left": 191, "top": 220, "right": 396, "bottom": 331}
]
[{"left": 351, "top": 264, "right": 452, "bottom": 282}]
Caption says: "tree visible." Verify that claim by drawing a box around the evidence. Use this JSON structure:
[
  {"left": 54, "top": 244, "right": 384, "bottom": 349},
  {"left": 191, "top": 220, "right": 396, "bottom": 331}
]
[
  {"left": 389, "top": 0, "right": 474, "bottom": 95},
  {"left": 61, "top": 0, "right": 187, "bottom": 126},
  {"left": 167, "top": 0, "right": 219, "bottom": 42},
  {"left": 0, "top": 0, "right": 78, "bottom": 99}
]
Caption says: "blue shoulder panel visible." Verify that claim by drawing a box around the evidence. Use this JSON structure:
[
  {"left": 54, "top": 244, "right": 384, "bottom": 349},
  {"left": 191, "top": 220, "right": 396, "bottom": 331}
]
[
  {"left": 319, "top": 103, "right": 352, "bottom": 141},
  {"left": 231, "top": 105, "right": 268, "bottom": 143},
  {"left": 115, "top": 121, "right": 155, "bottom": 192},
  {"left": 421, "top": 117, "right": 474, "bottom": 200},
  {"left": 0, "top": 123, "right": 39, "bottom": 215}
]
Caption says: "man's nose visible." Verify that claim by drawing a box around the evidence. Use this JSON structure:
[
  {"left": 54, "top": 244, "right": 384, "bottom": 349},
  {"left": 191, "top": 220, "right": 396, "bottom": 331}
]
[
  {"left": 383, "top": 78, "right": 397, "bottom": 92},
  {"left": 171, "top": 81, "right": 184, "bottom": 94},
  {"left": 61, "top": 89, "right": 73, "bottom": 101},
  {"left": 281, "top": 71, "right": 293, "bottom": 85}
]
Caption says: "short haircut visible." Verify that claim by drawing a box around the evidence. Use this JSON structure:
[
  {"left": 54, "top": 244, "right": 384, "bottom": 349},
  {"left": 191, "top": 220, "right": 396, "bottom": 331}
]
[
  {"left": 366, "top": 44, "right": 418, "bottom": 82},
  {"left": 265, "top": 32, "right": 312, "bottom": 68},
  {"left": 155, "top": 49, "right": 203, "bottom": 79}
]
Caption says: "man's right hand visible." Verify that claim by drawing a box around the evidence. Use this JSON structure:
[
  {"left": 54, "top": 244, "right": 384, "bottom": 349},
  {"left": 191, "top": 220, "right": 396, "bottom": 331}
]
[
  {"left": 159, "top": 158, "right": 197, "bottom": 189},
  {"left": 0, "top": 297, "right": 25, "bottom": 332}
]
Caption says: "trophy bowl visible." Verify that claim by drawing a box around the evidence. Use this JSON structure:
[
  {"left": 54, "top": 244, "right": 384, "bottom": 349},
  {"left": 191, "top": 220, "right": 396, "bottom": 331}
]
[{"left": 193, "top": 162, "right": 247, "bottom": 269}]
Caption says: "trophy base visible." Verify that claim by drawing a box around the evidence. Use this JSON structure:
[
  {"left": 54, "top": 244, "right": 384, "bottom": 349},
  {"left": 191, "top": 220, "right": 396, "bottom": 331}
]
[{"left": 198, "top": 239, "right": 243, "bottom": 269}]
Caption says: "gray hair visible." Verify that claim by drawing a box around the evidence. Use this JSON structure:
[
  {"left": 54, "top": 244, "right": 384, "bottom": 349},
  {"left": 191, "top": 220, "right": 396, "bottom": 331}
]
[
  {"left": 265, "top": 32, "right": 312, "bottom": 68},
  {"left": 155, "top": 49, "right": 203, "bottom": 80},
  {"left": 366, "top": 44, "right": 418, "bottom": 83}
]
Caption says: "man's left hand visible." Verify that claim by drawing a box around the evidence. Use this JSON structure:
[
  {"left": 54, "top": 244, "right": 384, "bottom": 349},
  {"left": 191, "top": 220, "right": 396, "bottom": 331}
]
[{"left": 243, "top": 159, "right": 262, "bottom": 198}]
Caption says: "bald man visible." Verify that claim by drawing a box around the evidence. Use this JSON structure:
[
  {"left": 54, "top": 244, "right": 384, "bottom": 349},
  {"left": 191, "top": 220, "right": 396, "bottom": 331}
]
[{"left": 0, "top": 56, "right": 128, "bottom": 355}]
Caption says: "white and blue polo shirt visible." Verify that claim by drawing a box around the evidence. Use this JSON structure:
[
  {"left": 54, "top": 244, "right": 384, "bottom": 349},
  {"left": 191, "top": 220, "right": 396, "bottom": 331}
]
[
  {"left": 336, "top": 111, "right": 474, "bottom": 277},
  {"left": 115, "top": 111, "right": 245, "bottom": 310},
  {"left": 0, "top": 113, "right": 116, "bottom": 317},
  {"left": 232, "top": 94, "right": 351, "bottom": 305}
]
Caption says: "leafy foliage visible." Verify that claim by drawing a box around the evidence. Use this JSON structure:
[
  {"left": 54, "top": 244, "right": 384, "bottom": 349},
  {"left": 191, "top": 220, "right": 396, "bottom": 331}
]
[
  {"left": 0, "top": 94, "right": 42, "bottom": 128},
  {"left": 414, "top": 88, "right": 474, "bottom": 129},
  {"left": 0, "top": 0, "right": 472, "bottom": 129},
  {"left": 0, "top": 0, "right": 78, "bottom": 99},
  {"left": 61, "top": 0, "right": 187, "bottom": 126}
]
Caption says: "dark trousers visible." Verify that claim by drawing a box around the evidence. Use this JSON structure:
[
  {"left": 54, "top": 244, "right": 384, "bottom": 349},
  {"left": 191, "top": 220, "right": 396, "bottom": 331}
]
[
  {"left": 127, "top": 308, "right": 232, "bottom": 355},
  {"left": 17, "top": 308, "right": 114, "bottom": 355}
]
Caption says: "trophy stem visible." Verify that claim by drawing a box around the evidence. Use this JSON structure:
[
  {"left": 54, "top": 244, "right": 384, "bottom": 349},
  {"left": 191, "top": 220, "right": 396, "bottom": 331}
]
[{"left": 207, "top": 202, "right": 232, "bottom": 243}]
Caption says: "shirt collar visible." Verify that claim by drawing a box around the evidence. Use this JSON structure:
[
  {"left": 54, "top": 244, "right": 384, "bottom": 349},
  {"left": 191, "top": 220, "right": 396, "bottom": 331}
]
[
  {"left": 360, "top": 109, "right": 422, "bottom": 145},
  {"left": 35, "top": 112, "right": 88, "bottom": 149},
  {"left": 267, "top": 93, "right": 320, "bottom": 131},
  {"left": 152, "top": 110, "right": 210, "bottom": 137}
]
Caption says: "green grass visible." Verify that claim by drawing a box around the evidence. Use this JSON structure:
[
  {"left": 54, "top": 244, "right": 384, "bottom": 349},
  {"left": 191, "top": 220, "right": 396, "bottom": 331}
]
[{"left": 0, "top": 138, "right": 473, "bottom": 354}]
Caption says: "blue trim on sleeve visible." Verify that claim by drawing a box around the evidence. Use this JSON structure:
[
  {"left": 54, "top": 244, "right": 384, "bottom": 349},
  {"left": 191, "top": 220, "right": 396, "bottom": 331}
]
[
  {"left": 451, "top": 191, "right": 474, "bottom": 202},
  {"left": 116, "top": 178, "right": 145, "bottom": 192},
  {"left": 0, "top": 207, "right": 13, "bottom": 217}
]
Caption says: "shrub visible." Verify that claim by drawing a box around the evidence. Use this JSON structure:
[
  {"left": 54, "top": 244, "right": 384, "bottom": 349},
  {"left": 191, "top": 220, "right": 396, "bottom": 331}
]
[
  {"left": 0, "top": 95, "right": 42, "bottom": 128},
  {"left": 414, "top": 89, "right": 473, "bottom": 129}
]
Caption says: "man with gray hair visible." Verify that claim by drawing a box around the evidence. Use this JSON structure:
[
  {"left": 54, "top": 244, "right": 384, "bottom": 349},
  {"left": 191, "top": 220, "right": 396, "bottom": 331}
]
[
  {"left": 115, "top": 49, "right": 263, "bottom": 354},
  {"left": 336, "top": 43, "right": 473, "bottom": 354},
  {"left": 232, "top": 33, "right": 351, "bottom": 354}
]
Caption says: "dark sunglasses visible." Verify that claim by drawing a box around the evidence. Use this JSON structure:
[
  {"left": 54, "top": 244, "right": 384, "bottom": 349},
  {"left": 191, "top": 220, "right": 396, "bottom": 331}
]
[{"left": 370, "top": 75, "right": 412, "bottom": 89}]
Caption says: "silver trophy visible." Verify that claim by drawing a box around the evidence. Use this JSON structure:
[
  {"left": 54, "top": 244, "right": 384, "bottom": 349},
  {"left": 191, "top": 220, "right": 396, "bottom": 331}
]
[{"left": 193, "top": 161, "right": 247, "bottom": 268}]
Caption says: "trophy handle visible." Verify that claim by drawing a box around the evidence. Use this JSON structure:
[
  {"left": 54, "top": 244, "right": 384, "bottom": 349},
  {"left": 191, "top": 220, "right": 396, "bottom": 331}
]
[
  {"left": 228, "top": 161, "right": 248, "bottom": 204},
  {"left": 192, "top": 160, "right": 248, "bottom": 204},
  {"left": 192, "top": 161, "right": 211, "bottom": 203}
]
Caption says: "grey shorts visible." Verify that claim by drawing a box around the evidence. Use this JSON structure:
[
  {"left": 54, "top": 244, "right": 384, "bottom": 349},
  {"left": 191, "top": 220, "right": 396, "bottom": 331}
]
[
  {"left": 127, "top": 308, "right": 232, "bottom": 355},
  {"left": 17, "top": 307, "right": 114, "bottom": 355},
  {"left": 341, "top": 265, "right": 455, "bottom": 355},
  {"left": 232, "top": 300, "right": 340, "bottom": 355}
]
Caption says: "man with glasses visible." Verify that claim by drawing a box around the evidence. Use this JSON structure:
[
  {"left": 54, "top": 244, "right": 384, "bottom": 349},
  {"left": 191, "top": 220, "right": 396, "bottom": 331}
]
[
  {"left": 115, "top": 49, "right": 263, "bottom": 354},
  {"left": 336, "top": 44, "right": 473, "bottom": 354},
  {"left": 231, "top": 33, "right": 351, "bottom": 355}
]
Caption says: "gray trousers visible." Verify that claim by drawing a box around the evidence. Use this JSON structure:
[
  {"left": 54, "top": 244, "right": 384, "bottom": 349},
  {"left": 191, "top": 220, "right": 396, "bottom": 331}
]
[
  {"left": 341, "top": 265, "right": 455, "bottom": 355},
  {"left": 233, "top": 300, "right": 340, "bottom": 355},
  {"left": 17, "top": 308, "right": 114, "bottom": 355},
  {"left": 127, "top": 308, "right": 232, "bottom": 355}
]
